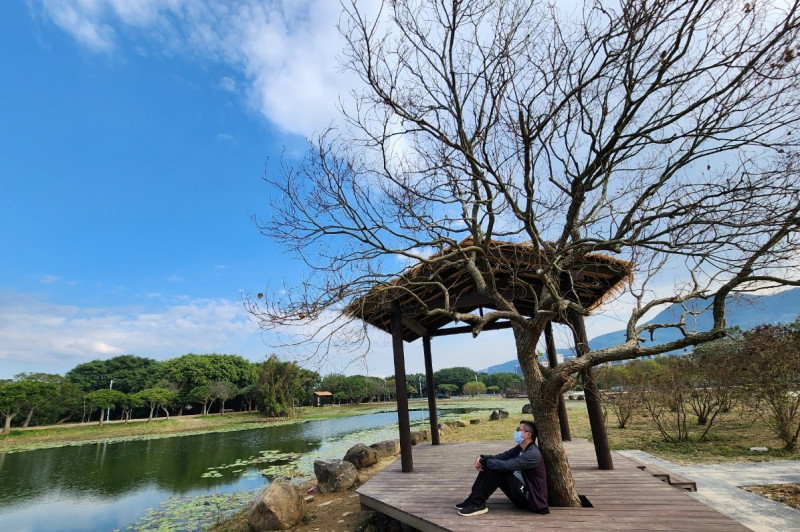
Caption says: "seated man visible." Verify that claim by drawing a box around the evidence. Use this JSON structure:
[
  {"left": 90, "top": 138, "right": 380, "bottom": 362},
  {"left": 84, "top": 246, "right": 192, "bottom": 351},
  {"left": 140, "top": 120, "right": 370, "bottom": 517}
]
[{"left": 456, "top": 419, "right": 549, "bottom": 516}]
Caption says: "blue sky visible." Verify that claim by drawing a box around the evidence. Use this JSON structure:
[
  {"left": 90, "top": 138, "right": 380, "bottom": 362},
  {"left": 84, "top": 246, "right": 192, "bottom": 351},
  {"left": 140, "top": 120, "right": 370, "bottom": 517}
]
[{"left": 1, "top": 0, "right": 627, "bottom": 380}]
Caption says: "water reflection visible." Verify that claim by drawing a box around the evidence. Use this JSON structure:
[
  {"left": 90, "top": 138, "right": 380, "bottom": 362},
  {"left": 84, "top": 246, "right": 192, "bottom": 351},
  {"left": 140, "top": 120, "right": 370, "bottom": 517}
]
[{"left": 0, "top": 409, "right": 441, "bottom": 531}]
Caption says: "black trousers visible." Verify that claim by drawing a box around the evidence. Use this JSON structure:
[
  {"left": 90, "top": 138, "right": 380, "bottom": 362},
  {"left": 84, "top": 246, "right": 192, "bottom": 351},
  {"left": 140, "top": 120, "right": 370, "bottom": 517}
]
[{"left": 468, "top": 469, "right": 529, "bottom": 509}]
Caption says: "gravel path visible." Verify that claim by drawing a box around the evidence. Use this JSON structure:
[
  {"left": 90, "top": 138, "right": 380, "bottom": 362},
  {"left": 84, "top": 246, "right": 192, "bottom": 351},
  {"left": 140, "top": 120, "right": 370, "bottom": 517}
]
[{"left": 617, "top": 450, "right": 800, "bottom": 532}]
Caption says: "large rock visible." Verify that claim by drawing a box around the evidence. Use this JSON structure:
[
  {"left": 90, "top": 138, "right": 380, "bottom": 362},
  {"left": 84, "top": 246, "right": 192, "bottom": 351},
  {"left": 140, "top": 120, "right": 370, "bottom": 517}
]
[
  {"left": 522, "top": 403, "right": 533, "bottom": 414},
  {"left": 370, "top": 440, "right": 400, "bottom": 458},
  {"left": 249, "top": 479, "right": 305, "bottom": 531},
  {"left": 489, "top": 409, "right": 510, "bottom": 420},
  {"left": 344, "top": 443, "right": 378, "bottom": 469},
  {"left": 314, "top": 459, "right": 359, "bottom": 493},
  {"left": 410, "top": 429, "right": 429, "bottom": 444},
  {"left": 454, "top": 419, "right": 469, "bottom": 427}
]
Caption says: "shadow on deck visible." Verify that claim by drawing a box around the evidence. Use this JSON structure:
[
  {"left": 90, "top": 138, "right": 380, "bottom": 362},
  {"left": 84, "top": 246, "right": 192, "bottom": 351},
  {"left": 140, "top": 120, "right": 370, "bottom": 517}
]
[{"left": 357, "top": 439, "right": 748, "bottom": 531}]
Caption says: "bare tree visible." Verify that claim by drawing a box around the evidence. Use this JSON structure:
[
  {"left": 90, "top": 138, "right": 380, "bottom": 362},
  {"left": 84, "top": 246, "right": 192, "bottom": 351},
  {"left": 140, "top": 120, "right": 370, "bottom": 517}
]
[
  {"left": 597, "top": 363, "right": 645, "bottom": 429},
  {"left": 640, "top": 359, "right": 693, "bottom": 442},
  {"left": 742, "top": 322, "right": 800, "bottom": 451},
  {"left": 248, "top": 0, "right": 800, "bottom": 506},
  {"left": 686, "top": 340, "right": 743, "bottom": 438}
]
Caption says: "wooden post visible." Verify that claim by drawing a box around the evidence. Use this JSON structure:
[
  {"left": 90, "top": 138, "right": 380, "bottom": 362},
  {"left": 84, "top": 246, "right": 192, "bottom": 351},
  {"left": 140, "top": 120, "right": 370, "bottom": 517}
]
[
  {"left": 423, "top": 336, "right": 440, "bottom": 445},
  {"left": 391, "top": 307, "right": 413, "bottom": 472},
  {"left": 545, "top": 322, "right": 571, "bottom": 441},
  {"left": 566, "top": 310, "right": 613, "bottom": 470}
]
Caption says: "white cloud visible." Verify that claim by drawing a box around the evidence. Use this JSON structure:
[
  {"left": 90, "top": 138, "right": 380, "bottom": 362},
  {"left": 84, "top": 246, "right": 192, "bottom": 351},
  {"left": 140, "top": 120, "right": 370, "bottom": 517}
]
[
  {"left": 40, "top": 274, "right": 61, "bottom": 285},
  {"left": 0, "top": 293, "right": 268, "bottom": 378},
  {"left": 35, "top": 0, "right": 355, "bottom": 138}
]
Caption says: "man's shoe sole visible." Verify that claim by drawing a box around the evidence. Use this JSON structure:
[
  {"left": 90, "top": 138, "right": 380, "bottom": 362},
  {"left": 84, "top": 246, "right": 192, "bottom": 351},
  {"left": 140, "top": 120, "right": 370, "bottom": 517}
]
[{"left": 458, "top": 506, "right": 488, "bottom": 516}]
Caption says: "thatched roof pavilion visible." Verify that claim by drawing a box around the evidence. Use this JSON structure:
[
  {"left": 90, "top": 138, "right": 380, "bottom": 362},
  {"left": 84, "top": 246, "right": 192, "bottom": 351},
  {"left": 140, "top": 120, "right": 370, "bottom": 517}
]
[{"left": 347, "top": 239, "right": 632, "bottom": 472}]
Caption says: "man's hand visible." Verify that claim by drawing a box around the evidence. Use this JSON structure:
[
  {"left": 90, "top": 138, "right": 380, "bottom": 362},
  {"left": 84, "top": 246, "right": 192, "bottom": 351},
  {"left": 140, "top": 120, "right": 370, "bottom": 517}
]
[{"left": 474, "top": 455, "right": 483, "bottom": 471}]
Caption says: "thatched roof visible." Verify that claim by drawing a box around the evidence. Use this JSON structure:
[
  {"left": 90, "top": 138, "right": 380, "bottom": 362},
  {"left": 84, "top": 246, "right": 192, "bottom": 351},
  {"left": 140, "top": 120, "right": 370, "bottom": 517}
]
[{"left": 346, "top": 240, "right": 632, "bottom": 342}]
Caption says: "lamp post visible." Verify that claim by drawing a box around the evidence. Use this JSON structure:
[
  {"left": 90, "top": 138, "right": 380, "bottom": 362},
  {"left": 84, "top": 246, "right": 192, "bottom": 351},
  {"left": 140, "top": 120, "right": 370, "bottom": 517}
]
[
  {"left": 418, "top": 375, "right": 423, "bottom": 398},
  {"left": 106, "top": 379, "right": 114, "bottom": 422},
  {"left": 382, "top": 377, "right": 387, "bottom": 402}
]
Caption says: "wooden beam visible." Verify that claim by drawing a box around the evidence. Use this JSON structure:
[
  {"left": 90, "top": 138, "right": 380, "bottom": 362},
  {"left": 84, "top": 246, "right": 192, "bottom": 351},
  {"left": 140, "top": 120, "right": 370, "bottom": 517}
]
[
  {"left": 423, "top": 336, "right": 440, "bottom": 445},
  {"left": 390, "top": 307, "right": 413, "bottom": 472},
  {"left": 428, "top": 319, "right": 514, "bottom": 337},
  {"left": 566, "top": 310, "right": 613, "bottom": 470},
  {"left": 545, "top": 322, "right": 571, "bottom": 441},
  {"left": 400, "top": 316, "right": 429, "bottom": 339}
]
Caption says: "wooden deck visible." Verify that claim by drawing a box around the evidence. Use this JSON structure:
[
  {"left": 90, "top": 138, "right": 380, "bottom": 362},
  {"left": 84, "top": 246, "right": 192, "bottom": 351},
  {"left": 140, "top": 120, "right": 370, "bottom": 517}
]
[{"left": 357, "top": 439, "right": 748, "bottom": 531}]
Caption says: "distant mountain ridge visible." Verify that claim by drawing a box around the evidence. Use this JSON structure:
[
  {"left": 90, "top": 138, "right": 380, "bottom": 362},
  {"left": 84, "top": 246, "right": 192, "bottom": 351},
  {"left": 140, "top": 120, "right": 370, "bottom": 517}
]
[{"left": 483, "top": 288, "right": 800, "bottom": 374}]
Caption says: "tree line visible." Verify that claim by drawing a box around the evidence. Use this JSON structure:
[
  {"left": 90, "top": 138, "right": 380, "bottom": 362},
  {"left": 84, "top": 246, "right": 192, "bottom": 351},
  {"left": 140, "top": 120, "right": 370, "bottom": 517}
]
[
  {"left": 596, "top": 320, "right": 800, "bottom": 451},
  {"left": 0, "top": 354, "right": 522, "bottom": 432}
]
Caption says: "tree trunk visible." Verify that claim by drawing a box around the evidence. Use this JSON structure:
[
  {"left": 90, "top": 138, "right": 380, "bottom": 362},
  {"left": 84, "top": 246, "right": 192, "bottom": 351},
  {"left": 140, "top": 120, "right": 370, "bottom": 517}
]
[
  {"left": 515, "top": 321, "right": 581, "bottom": 507},
  {"left": 23, "top": 407, "right": 35, "bottom": 428},
  {"left": 532, "top": 399, "right": 582, "bottom": 507},
  {"left": 3, "top": 414, "right": 13, "bottom": 434}
]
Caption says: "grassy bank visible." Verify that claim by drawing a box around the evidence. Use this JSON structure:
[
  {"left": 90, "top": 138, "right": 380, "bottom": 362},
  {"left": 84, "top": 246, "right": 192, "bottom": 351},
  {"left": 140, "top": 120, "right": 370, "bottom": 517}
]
[
  {"left": 0, "top": 401, "right": 401, "bottom": 453},
  {"left": 3, "top": 397, "right": 798, "bottom": 462}
]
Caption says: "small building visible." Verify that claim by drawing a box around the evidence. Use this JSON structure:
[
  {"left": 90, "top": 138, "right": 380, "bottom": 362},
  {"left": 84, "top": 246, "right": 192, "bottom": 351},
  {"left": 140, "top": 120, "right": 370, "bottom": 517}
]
[{"left": 313, "top": 391, "right": 333, "bottom": 407}]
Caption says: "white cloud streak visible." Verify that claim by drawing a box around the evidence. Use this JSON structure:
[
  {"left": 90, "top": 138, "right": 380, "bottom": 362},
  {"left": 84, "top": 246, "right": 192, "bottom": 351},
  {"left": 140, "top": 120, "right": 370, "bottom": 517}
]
[
  {"left": 35, "top": 0, "right": 354, "bottom": 137},
  {"left": 0, "top": 293, "right": 267, "bottom": 378}
]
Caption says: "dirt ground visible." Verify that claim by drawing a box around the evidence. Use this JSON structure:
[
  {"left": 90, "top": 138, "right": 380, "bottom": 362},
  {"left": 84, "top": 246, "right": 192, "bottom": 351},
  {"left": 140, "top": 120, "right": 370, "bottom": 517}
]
[
  {"left": 211, "top": 455, "right": 404, "bottom": 532},
  {"left": 741, "top": 483, "right": 800, "bottom": 511}
]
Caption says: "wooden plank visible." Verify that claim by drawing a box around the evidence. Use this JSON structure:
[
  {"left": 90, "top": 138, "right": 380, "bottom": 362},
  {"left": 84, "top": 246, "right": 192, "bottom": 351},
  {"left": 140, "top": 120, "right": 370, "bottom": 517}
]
[{"left": 357, "top": 439, "right": 747, "bottom": 531}]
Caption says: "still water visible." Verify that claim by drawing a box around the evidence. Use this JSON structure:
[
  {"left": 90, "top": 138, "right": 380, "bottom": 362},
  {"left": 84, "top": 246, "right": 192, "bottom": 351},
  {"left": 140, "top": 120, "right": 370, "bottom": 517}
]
[{"left": 0, "top": 410, "right": 439, "bottom": 532}]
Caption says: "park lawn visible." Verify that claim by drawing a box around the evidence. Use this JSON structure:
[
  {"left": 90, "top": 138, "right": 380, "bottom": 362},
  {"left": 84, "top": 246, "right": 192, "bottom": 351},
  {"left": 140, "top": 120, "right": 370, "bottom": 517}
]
[{"left": 436, "top": 400, "right": 799, "bottom": 464}]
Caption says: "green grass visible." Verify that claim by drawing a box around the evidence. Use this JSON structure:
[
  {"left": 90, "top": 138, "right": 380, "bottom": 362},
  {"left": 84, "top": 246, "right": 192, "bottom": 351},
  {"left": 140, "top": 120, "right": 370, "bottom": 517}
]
[{"left": 2, "top": 397, "right": 798, "bottom": 463}]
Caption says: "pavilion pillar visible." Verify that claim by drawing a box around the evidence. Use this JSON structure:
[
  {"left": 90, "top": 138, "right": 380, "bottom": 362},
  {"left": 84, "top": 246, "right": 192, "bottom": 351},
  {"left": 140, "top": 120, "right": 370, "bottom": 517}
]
[
  {"left": 390, "top": 307, "right": 414, "bottom": 472},
  {"left": 566, "top": 310, "right": 613, "bottom": 470},
  {"left": 422, "top": 336, "right": 440, "bottom": 445},
  {"left": 545, "top": 322, "right": 571, "bottom": 441}
]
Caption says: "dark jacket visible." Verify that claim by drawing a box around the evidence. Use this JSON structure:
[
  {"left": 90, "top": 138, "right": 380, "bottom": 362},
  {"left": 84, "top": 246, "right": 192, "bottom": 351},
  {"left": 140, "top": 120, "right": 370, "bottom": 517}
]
[{"left": 484, "top": 441, "right": 549, "bottom": 513}]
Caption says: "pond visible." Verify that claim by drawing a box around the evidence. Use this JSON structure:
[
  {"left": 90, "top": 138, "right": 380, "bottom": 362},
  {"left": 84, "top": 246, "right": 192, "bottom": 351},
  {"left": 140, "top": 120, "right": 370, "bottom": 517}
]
[{"left": 0, "top": 409, "right": 461, "bottom": 532}]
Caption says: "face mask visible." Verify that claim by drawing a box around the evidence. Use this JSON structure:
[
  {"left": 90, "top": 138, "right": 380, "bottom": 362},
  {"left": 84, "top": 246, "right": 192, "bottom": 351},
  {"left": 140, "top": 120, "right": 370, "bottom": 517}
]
[{"left": 514, "top": 430, "right": 524, "bottom": 444}]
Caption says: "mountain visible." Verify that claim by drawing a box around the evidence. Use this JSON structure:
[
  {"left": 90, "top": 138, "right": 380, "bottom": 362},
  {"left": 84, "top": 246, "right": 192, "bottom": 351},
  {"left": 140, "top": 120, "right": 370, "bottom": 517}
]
[{"left": 483, "top": 288, "right": 800, "bottom": 374}]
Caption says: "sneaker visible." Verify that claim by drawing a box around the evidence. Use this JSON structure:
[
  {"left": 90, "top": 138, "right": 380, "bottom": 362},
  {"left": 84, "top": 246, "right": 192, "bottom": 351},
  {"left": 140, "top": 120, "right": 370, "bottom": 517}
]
[
  {"left": 458, "top": 504, "right": 488, "bottom": 516},
  {"left": 454, "top": 499, "right": 470, "bottom": 510}
]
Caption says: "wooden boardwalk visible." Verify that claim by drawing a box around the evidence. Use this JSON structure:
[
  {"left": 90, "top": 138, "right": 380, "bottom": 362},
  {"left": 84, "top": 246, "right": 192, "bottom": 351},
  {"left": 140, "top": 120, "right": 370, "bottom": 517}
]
[{"left": 357, "top": 439, "right": 748, "bottom": 531}]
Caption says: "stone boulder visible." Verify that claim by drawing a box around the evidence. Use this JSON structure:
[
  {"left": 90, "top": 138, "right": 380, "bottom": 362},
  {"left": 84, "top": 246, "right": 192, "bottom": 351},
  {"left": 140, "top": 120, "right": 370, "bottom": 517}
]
[
  {"left": 410, "top": 429, "right": 429, "bottom": 444},
  {"left": 249, "top": 479, "right": 305, "bottom": 531},
  {"left": 370, "top": 440, "right": 400, "bottom": 458},
  {"left": 489, "top": 409, "right": 510, "bottom": 420},
  {"left": 454, "top": 419, "right": 469, "bottom": 427},
  {"left": 522, "top": 403, "right": 533, "bottom": 414},
  {"left": 438, "top": 423, "right": 451, "bottom": 433},
  {"left": 469, "top": 418, "right": 482, "bottom": 425},
  {"left": 344, "top": 443, "right": 378, "bottom": 469},
  {"left": 313, "top": 459, "right": 358, "bottom": 493}
]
